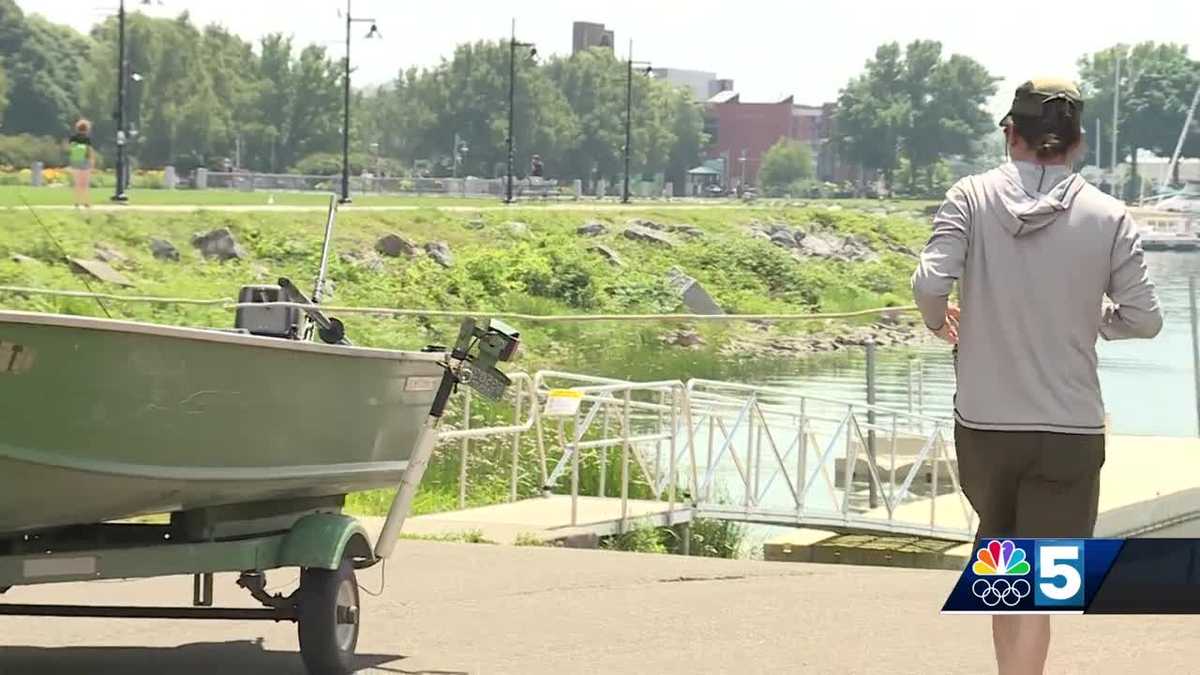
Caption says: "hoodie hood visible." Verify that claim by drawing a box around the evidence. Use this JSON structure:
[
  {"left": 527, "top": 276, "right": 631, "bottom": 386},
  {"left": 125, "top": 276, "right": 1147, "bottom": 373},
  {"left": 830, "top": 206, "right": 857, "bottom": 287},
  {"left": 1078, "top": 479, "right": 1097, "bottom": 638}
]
[{"left": 996, "top": 161, "right": 1086, "bottom": 237}]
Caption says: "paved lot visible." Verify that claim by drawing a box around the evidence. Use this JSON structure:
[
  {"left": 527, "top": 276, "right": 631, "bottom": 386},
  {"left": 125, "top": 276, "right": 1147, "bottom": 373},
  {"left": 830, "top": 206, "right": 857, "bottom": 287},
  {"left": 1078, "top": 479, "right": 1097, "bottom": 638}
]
[{"left": 1, "top": 540, "right": 1197, "bottom": 674}]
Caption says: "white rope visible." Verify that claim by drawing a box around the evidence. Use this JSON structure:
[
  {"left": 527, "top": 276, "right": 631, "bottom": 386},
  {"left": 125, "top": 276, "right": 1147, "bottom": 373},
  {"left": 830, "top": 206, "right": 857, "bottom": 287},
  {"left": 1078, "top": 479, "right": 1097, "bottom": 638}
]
[{"left": 0, "top": 285, "right": 919, "bottom": 323}]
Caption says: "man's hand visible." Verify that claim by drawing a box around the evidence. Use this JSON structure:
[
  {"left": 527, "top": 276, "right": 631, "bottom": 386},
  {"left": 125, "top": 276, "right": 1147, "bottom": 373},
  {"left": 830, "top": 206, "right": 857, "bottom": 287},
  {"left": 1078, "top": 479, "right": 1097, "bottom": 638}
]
[{"left": 932, "top": 305, "right": 960, "bottom": 344}]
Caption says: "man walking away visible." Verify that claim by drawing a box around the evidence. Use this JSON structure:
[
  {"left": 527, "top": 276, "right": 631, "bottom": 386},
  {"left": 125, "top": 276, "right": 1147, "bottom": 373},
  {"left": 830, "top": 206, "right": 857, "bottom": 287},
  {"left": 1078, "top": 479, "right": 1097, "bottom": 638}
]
[{"left": 912, "top": 78, "right": 1162, "bottom": 675}]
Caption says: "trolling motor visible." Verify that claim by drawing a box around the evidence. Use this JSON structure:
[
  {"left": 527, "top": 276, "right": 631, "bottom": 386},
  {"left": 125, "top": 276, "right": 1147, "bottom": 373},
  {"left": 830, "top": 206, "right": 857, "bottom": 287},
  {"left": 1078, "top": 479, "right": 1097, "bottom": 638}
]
[
  {"left": 233, "top": 196, "right": 350, "bottom": 345},
  {"left": 374, "top": 317, "right": 520, "bottom": 560},
  {"left": 231, "top": 279, "right": 349, "bottom": 345}
]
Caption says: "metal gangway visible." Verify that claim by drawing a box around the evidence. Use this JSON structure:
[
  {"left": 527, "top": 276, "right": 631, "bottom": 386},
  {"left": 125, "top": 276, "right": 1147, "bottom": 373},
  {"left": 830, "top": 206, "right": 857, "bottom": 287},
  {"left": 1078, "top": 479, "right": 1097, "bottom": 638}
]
[{"left": 443, "top": 367, "right": 975, "bottom": 544}]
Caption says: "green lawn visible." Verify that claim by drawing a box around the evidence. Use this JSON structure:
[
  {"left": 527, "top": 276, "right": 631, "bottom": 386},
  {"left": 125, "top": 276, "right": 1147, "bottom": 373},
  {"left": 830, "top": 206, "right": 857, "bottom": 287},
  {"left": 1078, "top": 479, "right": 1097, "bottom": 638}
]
[{"left": 0, "top": 185, "right": 501, "bottom": 208}]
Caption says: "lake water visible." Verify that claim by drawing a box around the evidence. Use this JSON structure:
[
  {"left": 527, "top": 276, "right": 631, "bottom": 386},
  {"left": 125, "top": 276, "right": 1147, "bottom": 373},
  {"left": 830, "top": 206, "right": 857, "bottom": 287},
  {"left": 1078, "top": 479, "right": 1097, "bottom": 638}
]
[{"left": 764, "top": 251, "right": 1200, "bottom": 439}]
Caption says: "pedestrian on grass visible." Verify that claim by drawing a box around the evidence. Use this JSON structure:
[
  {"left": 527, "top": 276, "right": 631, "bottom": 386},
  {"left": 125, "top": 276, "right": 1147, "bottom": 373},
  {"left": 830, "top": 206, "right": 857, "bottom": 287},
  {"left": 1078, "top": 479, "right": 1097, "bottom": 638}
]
[
  {"left": 912, "top": 78, "right": 1162, "bottom": 675},
  {"left": 66, "top": 119, "right": 95, "bottom": 209}
]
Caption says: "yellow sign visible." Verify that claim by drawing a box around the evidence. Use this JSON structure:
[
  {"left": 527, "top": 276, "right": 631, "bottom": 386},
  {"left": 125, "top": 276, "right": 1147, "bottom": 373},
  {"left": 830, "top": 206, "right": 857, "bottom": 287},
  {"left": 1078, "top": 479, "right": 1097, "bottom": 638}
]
[{"left": 543, "top": 389, "right": 584, "bottom": 417}]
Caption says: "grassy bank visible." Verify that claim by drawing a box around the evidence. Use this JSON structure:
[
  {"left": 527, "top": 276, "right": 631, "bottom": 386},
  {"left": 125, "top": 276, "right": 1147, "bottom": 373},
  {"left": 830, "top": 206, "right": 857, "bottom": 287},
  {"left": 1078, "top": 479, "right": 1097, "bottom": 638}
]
[{"left": 0, "top": 200, "right": 933, "bottom": 548}]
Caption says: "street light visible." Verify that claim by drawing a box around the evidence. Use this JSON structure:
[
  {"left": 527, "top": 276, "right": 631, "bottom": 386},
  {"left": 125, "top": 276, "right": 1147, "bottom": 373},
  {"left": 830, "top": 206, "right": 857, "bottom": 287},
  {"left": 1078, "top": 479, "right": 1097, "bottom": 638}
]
[
  {"left": 622, "top": 39, "right": 653, "bottom": 204},
  {"left": 338, "top": 0, "right": 380, "bottom": 204},
  {"left": 111, "top": 0, "right": 158, "bottom": 203},
  {"left": 505, "top": 19, "right": 536, "bottom": 204}
]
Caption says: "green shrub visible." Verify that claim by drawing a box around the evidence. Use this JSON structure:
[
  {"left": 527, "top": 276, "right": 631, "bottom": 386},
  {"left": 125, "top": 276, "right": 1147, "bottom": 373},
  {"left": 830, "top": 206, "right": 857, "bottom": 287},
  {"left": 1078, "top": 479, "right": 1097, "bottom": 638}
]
[
  {"left": 0, "top": 134, "right": 68, "bottom": 168},
  {"left": 604, "top": 522, "right": 669, "bottom": 554}
]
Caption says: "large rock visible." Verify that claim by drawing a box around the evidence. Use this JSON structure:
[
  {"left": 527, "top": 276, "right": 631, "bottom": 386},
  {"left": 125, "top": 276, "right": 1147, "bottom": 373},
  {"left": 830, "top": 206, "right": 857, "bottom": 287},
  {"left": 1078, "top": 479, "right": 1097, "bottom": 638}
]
[
  {"left": 588, "top": 244, "right": 625, "bottom": 267},
  {"left": 577, "top": 222, "right": 607, "bottom": 237},
  {"left": 769, "top": 231, "right": 798, "bottom": 249},
  {"left": 794, "top": 232, "right": 841, "bottom": 259},
  {"left": 792, "top": 232, "right": 879, "bottom": 263},
  {"left": 666, "top": 267, "right": 723, "bottom": 315},
  {"left": 375, "top": 233, "right": 418, "bottom": 258},
  {"left": 626, "top": 218, "right": 666, "bottom": 231},
  {"left": 149, "top": 238, "right": 180, "bottom": 262},
  {"left": 505, "top": 221, "right": 531, "bottom": 238},
  {"left": 341, "top": 251, "right": 385, "bottom": 273},
  {"left": 191, "top": 228, "right": 244, "bottom": 261},
  {"left": 623, "top": 225, "right": 674, "bottom": 247},
  {"left": 667, "top": 224, "right": 705, "bottom": 238},
  {"left": 425, "top": 241, "right": 454, "bottom": 268}
]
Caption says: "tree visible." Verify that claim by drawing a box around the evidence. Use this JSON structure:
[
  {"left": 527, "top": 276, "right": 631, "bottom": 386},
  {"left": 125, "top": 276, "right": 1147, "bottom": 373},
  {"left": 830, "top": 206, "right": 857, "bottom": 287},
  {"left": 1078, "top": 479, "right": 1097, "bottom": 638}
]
[
  {"left": 836, "top": 41, "right": 997, "bottom": 194},
  {"left": 836, "top": 43, "right": 907, "bottom": 190},
  {"left": 0, "top": 1, "right": 91, "bottom": 136},
  {"left": 759, "top": 139, "right": 814, "bottom": 193},
  {"left": 360, "top": 40, "right": 579, "bottom": 179},
  {"left": 1079, "top": 43, "right": 1200, "bottom": 191}
]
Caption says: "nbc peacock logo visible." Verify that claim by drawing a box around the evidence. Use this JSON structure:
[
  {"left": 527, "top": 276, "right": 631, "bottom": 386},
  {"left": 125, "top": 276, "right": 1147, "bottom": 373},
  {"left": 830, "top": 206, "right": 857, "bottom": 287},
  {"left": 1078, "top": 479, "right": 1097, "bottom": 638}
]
[
  {"left": 970, "top": 539, "right": 1032, "bottom": 608},
  {"left": 973, "top": 539, "right": 1031, "bottom": 576}
]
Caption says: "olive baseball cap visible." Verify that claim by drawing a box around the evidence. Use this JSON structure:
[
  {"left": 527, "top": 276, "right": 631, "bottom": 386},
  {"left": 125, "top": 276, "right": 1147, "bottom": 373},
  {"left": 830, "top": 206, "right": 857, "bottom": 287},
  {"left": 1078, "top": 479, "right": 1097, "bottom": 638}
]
[{"left": 999, "top": 77, "right": 1084, "bottom": 127}]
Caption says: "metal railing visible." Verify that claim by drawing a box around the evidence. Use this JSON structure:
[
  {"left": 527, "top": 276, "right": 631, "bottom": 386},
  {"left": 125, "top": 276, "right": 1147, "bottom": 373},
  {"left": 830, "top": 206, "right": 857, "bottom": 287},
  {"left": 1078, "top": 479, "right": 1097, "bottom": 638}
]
[
  {"left": 437, "top": 367, "right": 974, "bottom": 541},
  {"left": 193, "top": 170, "right": 578, "bottom": 199},
  {"left": 684, "top": 379, "right": 973, "bottom": 540}
]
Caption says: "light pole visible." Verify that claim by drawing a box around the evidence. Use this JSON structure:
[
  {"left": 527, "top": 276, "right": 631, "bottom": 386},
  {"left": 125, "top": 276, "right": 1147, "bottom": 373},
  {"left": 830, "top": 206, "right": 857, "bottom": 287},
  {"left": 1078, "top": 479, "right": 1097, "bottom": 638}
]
[
  {"left": 111, "top": 0, "right": 157, "bottom": 203},
  {"left": 112, "top": 0, "right": 130, "bottom": 202},
  {"left": 505, "top": 19, "right": 536, "bottom": 204},
  {"left": 622, "top": 39, "right": 652, "bottom": 205},
  {"left": 339, "top": 0, "right": 380, "bottom": 204}
]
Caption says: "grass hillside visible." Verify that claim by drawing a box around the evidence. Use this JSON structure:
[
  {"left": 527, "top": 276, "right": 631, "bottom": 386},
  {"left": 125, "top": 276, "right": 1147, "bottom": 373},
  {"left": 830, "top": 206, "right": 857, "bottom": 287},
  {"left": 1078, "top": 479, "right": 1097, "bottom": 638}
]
[{"left": 0, "top": 202, "right": 933, "bottom": 378}]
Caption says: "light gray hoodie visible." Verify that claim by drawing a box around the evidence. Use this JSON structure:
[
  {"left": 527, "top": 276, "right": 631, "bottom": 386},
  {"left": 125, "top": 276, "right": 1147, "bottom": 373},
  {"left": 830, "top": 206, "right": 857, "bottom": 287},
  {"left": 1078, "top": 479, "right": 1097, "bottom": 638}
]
[{"left": 912, "top": 161, "right": 1163, "bottom": 434}]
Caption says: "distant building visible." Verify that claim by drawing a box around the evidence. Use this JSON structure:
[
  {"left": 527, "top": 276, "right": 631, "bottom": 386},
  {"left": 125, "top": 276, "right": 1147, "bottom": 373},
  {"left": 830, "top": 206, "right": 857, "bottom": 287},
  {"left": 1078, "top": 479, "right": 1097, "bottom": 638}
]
[
  {"left": 651, "top": 68, "right": 733, "bottom": 102},
  {"left": 572, "top": 21, "right": 614, "bottom": 54},
  {"left": 703, "top": 94, "right": 844, "bottom": 187}
]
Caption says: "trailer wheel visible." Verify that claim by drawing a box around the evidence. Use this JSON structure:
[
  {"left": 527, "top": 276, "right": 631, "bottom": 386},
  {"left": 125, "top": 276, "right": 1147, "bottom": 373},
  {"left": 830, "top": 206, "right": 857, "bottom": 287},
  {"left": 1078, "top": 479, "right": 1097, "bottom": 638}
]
[{"left": 297, "top": 557, "right": 360, "bottom": 675}]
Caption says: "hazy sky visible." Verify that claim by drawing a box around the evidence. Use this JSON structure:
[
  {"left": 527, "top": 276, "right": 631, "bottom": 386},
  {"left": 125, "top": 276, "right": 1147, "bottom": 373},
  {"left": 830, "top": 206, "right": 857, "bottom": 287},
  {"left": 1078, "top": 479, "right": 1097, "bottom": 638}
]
[{"left": 23, "top": 0, "right": 1200, "bottom": 118}]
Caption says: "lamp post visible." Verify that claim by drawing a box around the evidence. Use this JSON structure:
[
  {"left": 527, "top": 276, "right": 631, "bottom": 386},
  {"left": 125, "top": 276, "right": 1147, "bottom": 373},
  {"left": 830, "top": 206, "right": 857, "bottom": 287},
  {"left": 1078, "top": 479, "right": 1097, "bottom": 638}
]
[
  {"left": 111, "top": 0, "right": 130, "bottom": 202},
  {"left": 111, "top": 0, "right": 157, "bottom": 203},
  {"left": 622, "top": 40, "right": 652, "bottom": 205},
  {"left": 505, "top": 19, "right": 536, "bottom": 204},
  {"left": 339, "top": 0, "right": 380, "bottom": 204}
]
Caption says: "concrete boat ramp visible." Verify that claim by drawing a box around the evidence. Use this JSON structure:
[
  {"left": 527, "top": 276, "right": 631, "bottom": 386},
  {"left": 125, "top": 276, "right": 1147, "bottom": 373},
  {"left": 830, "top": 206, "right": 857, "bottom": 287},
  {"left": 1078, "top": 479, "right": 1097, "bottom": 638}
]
[{"left": 403, "top": 496, "right": 693, "bottom": 546}]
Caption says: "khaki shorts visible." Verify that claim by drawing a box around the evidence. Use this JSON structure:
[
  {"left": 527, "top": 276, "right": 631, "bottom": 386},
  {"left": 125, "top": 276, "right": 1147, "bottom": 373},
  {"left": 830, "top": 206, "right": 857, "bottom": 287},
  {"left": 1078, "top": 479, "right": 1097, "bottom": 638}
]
[{"left": 955, "top": 423, "right": 1105, "bottom": 539}]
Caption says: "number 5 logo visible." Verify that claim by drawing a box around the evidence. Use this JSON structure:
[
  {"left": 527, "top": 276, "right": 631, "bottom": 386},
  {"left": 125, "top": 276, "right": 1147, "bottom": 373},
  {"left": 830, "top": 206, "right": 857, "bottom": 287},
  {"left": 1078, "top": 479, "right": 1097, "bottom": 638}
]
[{"left": 1035, "top": 540, "right": 1085, "bottom": 607}]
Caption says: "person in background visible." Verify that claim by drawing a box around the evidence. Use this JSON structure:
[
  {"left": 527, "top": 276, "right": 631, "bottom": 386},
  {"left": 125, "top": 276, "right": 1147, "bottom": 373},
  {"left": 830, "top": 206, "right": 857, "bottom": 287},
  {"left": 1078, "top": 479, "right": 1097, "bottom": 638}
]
[
  {"left": 66, "top": 119, "right": 95, "bottom": 209},
  {"left": 912, "top": 78, "right": 1162, "bottom": 675}
]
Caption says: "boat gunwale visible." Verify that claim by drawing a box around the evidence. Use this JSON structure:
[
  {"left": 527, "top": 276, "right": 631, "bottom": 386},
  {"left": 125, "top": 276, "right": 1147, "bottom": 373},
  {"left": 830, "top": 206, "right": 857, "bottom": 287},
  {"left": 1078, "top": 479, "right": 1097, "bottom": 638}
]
[
  {"left": 0, "top": 445, "right": 411, "bottom": 482},
  {"left": 0, "top": 310, "right": 444, "bottom": 362}
]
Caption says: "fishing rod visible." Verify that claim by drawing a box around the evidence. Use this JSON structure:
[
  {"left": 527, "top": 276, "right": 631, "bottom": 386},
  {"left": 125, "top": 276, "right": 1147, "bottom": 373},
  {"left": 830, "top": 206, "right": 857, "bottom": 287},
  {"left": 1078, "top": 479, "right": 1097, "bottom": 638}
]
[
  {"left": 302, "top": 194, "right": 338, "bottom": 342},
  {"left": 18, "top": 195, "right": 113, "bottom": 319}
]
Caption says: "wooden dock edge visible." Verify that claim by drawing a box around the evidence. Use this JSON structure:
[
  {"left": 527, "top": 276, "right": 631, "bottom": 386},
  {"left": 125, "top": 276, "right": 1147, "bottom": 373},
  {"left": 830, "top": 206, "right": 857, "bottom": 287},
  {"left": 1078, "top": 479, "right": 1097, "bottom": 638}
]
[{"left": 763, "top": 529, "right": 971, "bottom": 571}]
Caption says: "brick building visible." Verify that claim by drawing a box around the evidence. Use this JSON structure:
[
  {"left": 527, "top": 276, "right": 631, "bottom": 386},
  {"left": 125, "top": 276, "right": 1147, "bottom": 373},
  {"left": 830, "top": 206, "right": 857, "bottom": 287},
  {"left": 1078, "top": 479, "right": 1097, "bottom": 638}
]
[
  {"left": 703, "top": 94, "right": 844, "bottom": 188},
  {"left": 572, "top": 22, "right": 614, "bottom": 54}
]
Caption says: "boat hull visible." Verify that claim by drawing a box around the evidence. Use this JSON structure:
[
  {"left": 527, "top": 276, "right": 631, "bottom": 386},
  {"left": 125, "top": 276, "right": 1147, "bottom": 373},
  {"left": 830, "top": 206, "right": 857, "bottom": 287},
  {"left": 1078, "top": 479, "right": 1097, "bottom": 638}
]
[{"left": 0, "top": 312, "right": 442, "bottom": 534}]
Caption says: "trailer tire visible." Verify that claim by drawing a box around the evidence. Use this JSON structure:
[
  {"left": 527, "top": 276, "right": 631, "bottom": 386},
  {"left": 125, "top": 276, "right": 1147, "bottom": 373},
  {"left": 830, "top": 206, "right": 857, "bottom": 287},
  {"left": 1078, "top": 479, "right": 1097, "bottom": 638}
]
[{"left": 297, "top": 557, "right": 360, "bottom": 675}]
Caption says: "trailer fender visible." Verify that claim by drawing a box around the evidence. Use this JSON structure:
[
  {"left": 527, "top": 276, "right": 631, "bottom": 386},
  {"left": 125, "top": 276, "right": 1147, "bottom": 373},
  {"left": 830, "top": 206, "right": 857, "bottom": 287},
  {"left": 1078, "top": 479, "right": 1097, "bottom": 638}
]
[{"left": 279, "top": 513, "right": 374, "bottom": 571}]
